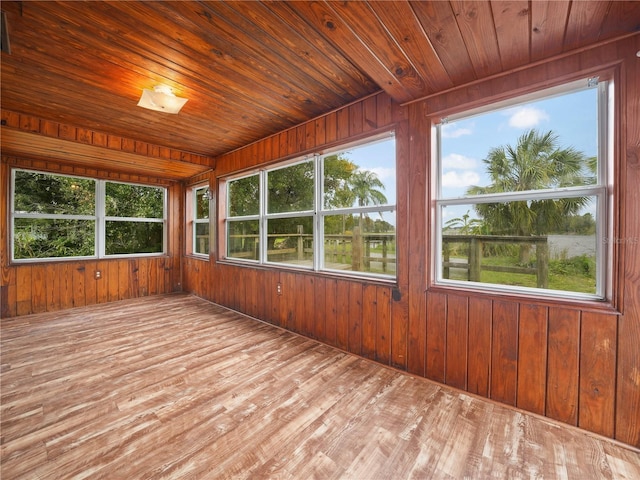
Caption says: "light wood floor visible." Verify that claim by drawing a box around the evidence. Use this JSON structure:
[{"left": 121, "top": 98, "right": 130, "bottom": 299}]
[{"left": 1, "top": 294, "right": 639, "bottom": 479}]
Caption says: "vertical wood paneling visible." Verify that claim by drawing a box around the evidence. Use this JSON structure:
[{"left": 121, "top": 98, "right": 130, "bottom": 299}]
[
  {"left": 324, "top": 278, "right": 338, "bottom": 347},
  {"left": 31, "top": 265, "right": 47, "bottom": 314},
  {"left": 616, "top": 36, "right": 640, "bottom": 448},
  {"left": 16, "top": 265, "right": 32, "bottom": 316},
  {"left": 516, "top": 304, "right": 548, "bottom": 415},
  {"left": 579, "top": 311, "right": 616, "bottom": 438},
  {"left": 405, "top": 102, "right": 426, "bottom": 376},
  {"left": 73, "top": 264, "right": 86, "bottom": 307},
  {"left": 303, "top": 275, "right": 315, "bottom": 338},
  {"left": 390, "top": 297, "right": 408, "bottom": 370},
  {"left": 546, "top": 307, "right": 580, "bottom": 425},
  {"left": 467, "top": 297, "right": 492, "bottom": 397},
  {"left": 348, "top": 282, "right": 363, "bottom": 355},
  {"left": 313, "top": 276, "right": 326, "bottom": 341},
  {"left": 426, "top": 291, "right": 446, "bottom": 383},
  {"left": 376, "top": 286, "right": 391, "bottom": 365},
  {"left": 490, "top": 301, "right": 518, "bottom": 406},
  {"left": 293, "top": 273, "right": 306, "bottom": 333},
  {"left": 118, "top": 261, "right": 130, "bottom": 300},
  {"left": 361, "top": 284, "right": 377, "bottom": 360},
  {"left": 84, "top": 261, "right": 98, "bottom": 306},
  {"left": 445, "top": 295, "right": 468, "bottom": 390},
  {"left": 335, "top": 279, "right": 350, "bottom": 351},
  {"left": 107, "top": 261, "right": 120, "bottom": 302},
  {"left": 45, "top": 263, "right": 61, "bottom": 312}
]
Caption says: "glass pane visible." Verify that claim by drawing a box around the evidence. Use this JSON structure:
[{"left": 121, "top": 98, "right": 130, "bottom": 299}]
[
  {"left": 440, "top": 87, "right": 598, "bottom": 200},
  {"left": 195, "top": 188, "right": 209, "bottom": 220},
  {"left": 228, "top": 175, "right": 259, "bottom": 217},
  {"left": 106, "top": 182, "right": 164, "bottom": 218},
  {"left": 441, "top": 198, "right": 598, "bottom": 294},
  {"left": 14, "top": 171, "right": 95, "bottom": 215},
  {"left": 267, "top": 161, "right": 314, "bottom": 214},
  {"left": 227, "top": 219, "right": 259, "bottom": 260},
  {"left": 195, "top": 222, "right": 209, "bottom": 255},
  {"left": 13, "top": 218, "right": 95, "bottom": 259},
  {"left": 324, "top": 137, "right": 395, "bottom": 209},
  {"left": 324, "top": 212, "right": 396, "bottom": 276},
  {"left": 266, "top": 217, "right": 314, "bottom": 266},
  {"left": 105, "top": 221, "right": 163, "bottom": 254}
]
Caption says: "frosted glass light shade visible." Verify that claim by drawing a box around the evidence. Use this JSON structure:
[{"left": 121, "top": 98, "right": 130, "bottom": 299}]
[{"left": 137, "top": 85, "right": 188, "bottom": 114}]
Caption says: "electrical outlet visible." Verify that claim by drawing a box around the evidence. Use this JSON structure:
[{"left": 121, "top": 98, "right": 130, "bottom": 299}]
[
  {"left": 95, "top": 270, "right": 101, "bottom": 279},
  {"left": 276, "top": 283, "right": 282, "bottom": 295}
]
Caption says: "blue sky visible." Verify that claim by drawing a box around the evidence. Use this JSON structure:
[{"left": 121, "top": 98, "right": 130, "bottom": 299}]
[{"left": 440, "top": 86, "right": 599, "bottom": 221}]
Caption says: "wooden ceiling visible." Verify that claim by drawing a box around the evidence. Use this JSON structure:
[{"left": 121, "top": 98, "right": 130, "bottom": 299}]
[{"left": 1, "top": 1, "right": 639, "bottom": 166}]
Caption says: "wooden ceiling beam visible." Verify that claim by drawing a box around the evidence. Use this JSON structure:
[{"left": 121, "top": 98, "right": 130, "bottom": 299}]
[{"left": 1, "top": 128, "right": 211, "bottom": 180}]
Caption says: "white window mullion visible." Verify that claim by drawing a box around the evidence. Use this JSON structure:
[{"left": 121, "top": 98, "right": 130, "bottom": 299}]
[
  {"left": 315, "top": 154, "right": 323, "bottom": 272},
  {"left": 96, "top": 180, "right": 105, "bottom": 258},
  {"left": 259, "top": 170, "right": 267, "bottom": 264}
]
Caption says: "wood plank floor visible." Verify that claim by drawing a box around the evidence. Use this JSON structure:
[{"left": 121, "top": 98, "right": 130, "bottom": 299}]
[{"left": 1, "top": 294, "right": 639, "bottom": 479}]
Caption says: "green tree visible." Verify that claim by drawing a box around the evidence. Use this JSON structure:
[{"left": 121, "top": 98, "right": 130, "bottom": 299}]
[
  {"left": 348, "top": 169, "right": 388, "bottom": 232},
  {"left": 13, "top": 171, "right": 96, "bottom": 258},
  {"left": 468, "top": 129, "right": 593, "bottom": 262},
  {"left": 444, "top": 210, "right": 485, "bottom": 235}
]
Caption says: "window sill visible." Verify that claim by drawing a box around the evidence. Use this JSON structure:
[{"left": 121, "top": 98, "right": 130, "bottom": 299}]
[{"left": 427, "top": 283, "right": 620, "bottom": 315}]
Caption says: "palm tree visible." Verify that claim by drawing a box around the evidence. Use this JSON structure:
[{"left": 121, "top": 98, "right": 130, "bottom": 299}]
[
  {"left": 348, "top": 169, "right": 387, "bottom": 227},
  {"left": 468, "top": 129, "right": 593, "bottom": 263},
  {"left": 347, "top": 169, "right": 387, "bottom": 270}
]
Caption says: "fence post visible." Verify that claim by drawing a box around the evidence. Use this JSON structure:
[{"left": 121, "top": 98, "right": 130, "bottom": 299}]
[
  {"left": 382, "top": 238, "right": 388, "bottom": 273},
  {"left": 352, "top": 226, "right": 362, "bottom": 271},
  {"left": 469, "top": 237, "right": 481, "bottom": 281},
  {"left": 443, "top": 238, "right": 450, "bottom": 279},
  {"left": 537, "top": 239, "right": 549, "bottom": 288},
  {"left": 297, "top": 225, "right": 304, "bottom": 260}
]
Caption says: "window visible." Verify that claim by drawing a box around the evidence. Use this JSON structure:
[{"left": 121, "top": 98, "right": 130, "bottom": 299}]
[
  {"left": 104, "top": 182, "right": 165, "bottom": 255},
  {"left": 435, "top": 78, "right": 611, "bottom": 300},
  {"left": 189, "top": 185, "right": 210, "bottom": 256},
  {"left": 11, "top": 169, "right": 166, "bottom": 261},
  {"left": 224, "top": 133, "right": 396, "bottom": 279}
]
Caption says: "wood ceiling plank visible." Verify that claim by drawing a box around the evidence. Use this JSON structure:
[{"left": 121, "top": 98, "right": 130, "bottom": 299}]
[
  {"left": 530, "top": 1, "right": 571, "bottom": 62},
  {"left": 563, "top": 1, "right": 612, "bottom": 52},
  {"left": 409, "top": 1, "right": 475, "bottom": 86},
  {"left": 491, "top": 0, "right": 531, "bottom": 71},
  {"left": 218, "top": 0, "right": 375, "bottom": 102},
  {"left": 366, "top": 1, "right": 454, "bottom": 94},
  {"left": 449, "top": 0, "right": 503, "bottom": 78},
  {"left": 29, "top": 1, "right": 307, "bottom": 125},
  {"left": 285, "top": 1, "right": 413, "bottom": 103},
  {"left": 256, "top": 1, "right": 378, "bottom": 94},
  {"left": 599, "top": 2, "right": 640, "bottom": 40},
  {"left": 150, "top": 1, "right": 344, "bottom": 109},
  {"left": 323, "top": 0, "right": 426, "bottom": 101},
  {"left": 1, "top": 129, "right": 210, "bottom": 180}
]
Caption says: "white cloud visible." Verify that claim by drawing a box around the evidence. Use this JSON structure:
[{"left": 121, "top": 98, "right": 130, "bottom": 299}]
[
  {"left": 368, "top": 166, "right": 395, "bottom": 182},
  {"left": 507, "top": 106, "right": 549, "bottom": 129},
  {"left": 442, "top": 153, "right": 476, "bottom": 170},
  {"left": 441, "top": 124, "right": 473, "bottom": 138},
  {"left": 441, "top": 170, "right": 480, "bottom": 187}
]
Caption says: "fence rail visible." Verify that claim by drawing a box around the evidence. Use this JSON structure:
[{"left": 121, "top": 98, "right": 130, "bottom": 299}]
[
  {"left": 228, "top": 228, "right": 395, "bottom": 272},
  {"left": 442, "top": 234, "right": 549, "bottom": 288}
]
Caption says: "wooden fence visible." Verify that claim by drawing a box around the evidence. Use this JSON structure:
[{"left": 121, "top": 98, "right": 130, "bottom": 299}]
[{"left": 442, "top": 235, "right": 549, "bottom": 288}]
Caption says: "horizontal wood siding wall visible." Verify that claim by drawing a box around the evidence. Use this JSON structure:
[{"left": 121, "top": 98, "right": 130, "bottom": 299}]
[
  {"left": 0, "top": 113, "right": 189, "bottom": 317},
  {"left": 183, "top": 37, "right": 640, "bottom": 447}
]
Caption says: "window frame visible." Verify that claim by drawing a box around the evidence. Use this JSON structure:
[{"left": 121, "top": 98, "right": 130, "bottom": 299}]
[
  {"left": 432, "top": 77, "right": 612, "bottom": 301},
  {"left": 186, "top": 184, "right": 211, "bottom": 258},
  {"left": 222, "top": 132, "right": 397, "bottom": 281},
  {"left": 10, "top": 168, "right": 167, "bottom": 262}
]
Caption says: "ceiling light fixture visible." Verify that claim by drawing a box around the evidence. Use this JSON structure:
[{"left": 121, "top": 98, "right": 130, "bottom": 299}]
[{"left": 137, "top": 85, "right": 188, "bottom": 114}]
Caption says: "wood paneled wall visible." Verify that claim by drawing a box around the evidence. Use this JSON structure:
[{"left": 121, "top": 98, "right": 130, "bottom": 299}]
[
  {"left": 0, "top": 115, "right": 188, "bottom": 317},
  {"left": 183, "top": 36, "right": 640, "bottom": 447}
]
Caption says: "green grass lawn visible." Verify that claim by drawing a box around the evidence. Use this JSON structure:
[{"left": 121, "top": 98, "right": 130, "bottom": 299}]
[{"left": 448, "top": 254, "right": 596, "bottom": 294}]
